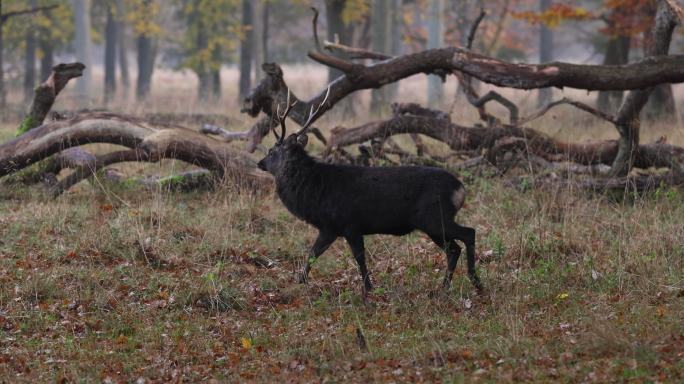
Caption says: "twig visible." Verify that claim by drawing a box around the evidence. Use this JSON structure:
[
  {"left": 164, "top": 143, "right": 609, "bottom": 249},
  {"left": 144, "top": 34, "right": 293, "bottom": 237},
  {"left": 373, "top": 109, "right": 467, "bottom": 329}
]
[
  {"left": 453, "top": 10, "right": 520, "bottom": 126},
  {"left": 310, "top": 7, "right": 322, "bottom": 52},
  {"left": 323, "top": 41, "right": 393, "bottom": 61},
  {"left": 518, "top": 97, "right": 618, "bottom": 126},
  {"left": 466, "top": 9, "right": 487, "bottom": 50}
]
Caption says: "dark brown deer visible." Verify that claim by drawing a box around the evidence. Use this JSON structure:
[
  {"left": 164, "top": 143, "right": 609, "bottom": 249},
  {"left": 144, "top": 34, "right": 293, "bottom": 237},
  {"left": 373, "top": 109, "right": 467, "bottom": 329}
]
[{"left": 258, "top": 93, "right": 482, "bottom": 296}]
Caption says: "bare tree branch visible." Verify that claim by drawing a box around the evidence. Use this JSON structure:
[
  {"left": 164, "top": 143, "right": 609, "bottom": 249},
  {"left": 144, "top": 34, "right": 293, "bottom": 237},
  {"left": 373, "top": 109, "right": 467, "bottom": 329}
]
[
  {"left": 1, "top": 4, "right": 59, "bottom": 23},
  {"left": 519, "top": 97, "right": 618, "bottom": 126},
  {"left": 466, "top": 9, "right": 487, "bottom": 50}
]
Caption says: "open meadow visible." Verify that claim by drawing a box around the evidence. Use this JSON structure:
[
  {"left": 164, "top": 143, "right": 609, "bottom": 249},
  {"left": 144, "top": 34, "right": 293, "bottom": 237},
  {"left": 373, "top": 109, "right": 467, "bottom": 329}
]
[{"left": 1, "top": 66, "right": 683, "bottom": 382}]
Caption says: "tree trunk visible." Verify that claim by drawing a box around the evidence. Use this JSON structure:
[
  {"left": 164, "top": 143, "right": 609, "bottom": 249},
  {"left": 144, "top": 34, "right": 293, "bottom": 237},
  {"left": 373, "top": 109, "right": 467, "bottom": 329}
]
[
  {"left": 0, "top": 113, "right": 270, "bottom": 189},
  {"left": 538, "top": 0, "right": 553, "bottom": 106},
  {"left": 238, "top": 0, "right": 254, "bottom": 101},
  {"left": 0, "top": 16, "right": 5, "bottom": 111},
  {"left": 116, "top": 0, "right": 130, "bottom": 90},
  {"left": 597, "top": 35, "right": 630, "bottom": 112},
  {"left": 385, "top": 0, "right": 403, "bottom": 102},
  {"left": 72, "top": 0, "right": 93, "bottom": 106},
  {"left": 326, "top": 0, "right": 355, "bottom": 117},
  {"left": 610, "top": 0, "right": 678, "bottom": 176},
  {"left": 253, "top": 0, "right": 264, "bottom": 82},
  {"left": 136, "top": 34, "right": 155, "bottom": 100},
  {"left": 426, "top": 0, "right": 444, "bottom": 109},
  {"left": 197, "top": 71, "right": 211, "bottom": 101},
  {"left": 370, "top": 0, "right": 392, "bottom": 113},
  {"left": 262, "top": 0, "right": 269, "bottom": 63},
  {"left": 0, "top": 14, "right": 7, "bottom": 110},
  {"left": 23, "top": 0, "right": 38, "bottom": 104},
  {"left": 104, "top": 5, "right": 117, "bottom": 104},
  {"left": 39, "top": 39, "right": 54, "bottom": 82},
  {"left": 212, "top": 70, "right": 221, "bottom": 100},
  {"left": 645, "top": 83, "right": 677, "bottom": 123}
]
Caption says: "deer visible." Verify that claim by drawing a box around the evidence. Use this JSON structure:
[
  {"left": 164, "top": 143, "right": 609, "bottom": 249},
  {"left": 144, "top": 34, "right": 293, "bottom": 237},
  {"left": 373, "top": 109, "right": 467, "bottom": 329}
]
[{"left": 257, "top": 90, "right": 482, "bottom": 297}]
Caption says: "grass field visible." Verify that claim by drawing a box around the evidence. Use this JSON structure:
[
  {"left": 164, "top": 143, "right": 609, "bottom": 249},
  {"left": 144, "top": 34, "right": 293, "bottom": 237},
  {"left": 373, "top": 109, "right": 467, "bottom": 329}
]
[{"left": 1, "top": 69, "right": 684, "bottom": 382}]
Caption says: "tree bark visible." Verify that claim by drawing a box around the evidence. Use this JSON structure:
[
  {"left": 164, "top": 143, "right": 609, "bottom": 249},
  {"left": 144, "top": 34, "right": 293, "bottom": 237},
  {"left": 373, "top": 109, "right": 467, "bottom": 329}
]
[
  {"left": 104, "top": 5, "right": 117, "bottom": 104},
  {"left": 426, "top": 0, "right": 444, "bottom": 109},
  {"left": 538, "top": 0, "right": 553, "bottom": 106},
  {"left": 238, "top": 0, "right": 254, "bottom": 101},
  {"left": 72, "top": 0, "right": 93, "bottom": 106}
]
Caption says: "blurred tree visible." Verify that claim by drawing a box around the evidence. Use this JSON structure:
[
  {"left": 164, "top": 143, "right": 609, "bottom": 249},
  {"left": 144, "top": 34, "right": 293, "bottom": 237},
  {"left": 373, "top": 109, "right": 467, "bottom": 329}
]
[
  {"left": 177, "top": 0, "right": 240, "bottom": 101},
  {"left": 327, "top": 0, "right": 366, "bottom": 117},
  {"left": 35, "top": 2, "right": 74, "bottom": 82},
  {"left": 72, "top": 0, "right": 93, "bottom": 105},
  {"left": 426, "top": 0, "right": 443, "bottom": 108},
  {"left": 513, "top": 0, "right": 676, "bottom": 121},
  {"left": 23, "top": 0, "right": 38, "bottom": 104},
  {"left": 116, "top": 0, "right": 130, "bottom": 91},
  {"left": 239, "top": 0, "right": 254, "bottom": 101},
  {"left": 538, "top": 0, "right": 553, "bottom": 106},
  {"left": 1, "top": 0, "right": 66, "bottom": 110},
  {"left": 596, "top": 1, "right": 653, "bottom": 113},
  {"left": 104, "top": 0, "right": 117, "bottom": 104},
  {"left": 370, "top": 0, "right": 391, "bottom": 114},
  {"left": 126, "top": 0, "right": 162, "bottom": 100}
]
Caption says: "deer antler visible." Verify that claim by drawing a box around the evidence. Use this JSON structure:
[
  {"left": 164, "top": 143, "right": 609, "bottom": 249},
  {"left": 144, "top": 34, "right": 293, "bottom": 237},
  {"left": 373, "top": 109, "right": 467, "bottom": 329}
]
[
  {"left": 274, "top": 89, "right": 296, "bottom": 144},
  {"left": 295, "top": 85, "right": 331, "bottom": 136}
]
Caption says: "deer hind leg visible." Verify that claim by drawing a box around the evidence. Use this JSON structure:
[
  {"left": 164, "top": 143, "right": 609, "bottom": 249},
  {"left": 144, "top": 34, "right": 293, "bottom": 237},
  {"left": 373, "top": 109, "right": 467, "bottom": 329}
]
[
  {"left": 448, "top": 223, "right": 483, "bottom": 291},
  {"left": 344, "top": 234, "right": 372, "bottom": 297},
  {"left": 298, "top": 231, "right": 336, "bottom": 284},
  {"left": 429, "top": 235, "right": 462, "bottom": 289},
  {"left": 428, "top": 220, "right": 482, "bottom": 291}
]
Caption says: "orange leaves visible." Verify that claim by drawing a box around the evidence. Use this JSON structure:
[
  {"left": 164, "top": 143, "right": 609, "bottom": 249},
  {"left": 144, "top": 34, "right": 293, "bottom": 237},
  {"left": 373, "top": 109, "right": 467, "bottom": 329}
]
[
  {"left": 602, "top": 0, "right": 657, "bottom": 37},
  {"left": 512, "top": 4, "right": 594, "bottom": 28}
]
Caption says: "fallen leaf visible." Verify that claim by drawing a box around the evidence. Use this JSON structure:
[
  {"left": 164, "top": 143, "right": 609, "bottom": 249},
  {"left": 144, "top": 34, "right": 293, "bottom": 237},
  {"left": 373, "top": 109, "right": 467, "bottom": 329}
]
[{"left": 241, "top": 337, "right": 252, "bottom": 350}]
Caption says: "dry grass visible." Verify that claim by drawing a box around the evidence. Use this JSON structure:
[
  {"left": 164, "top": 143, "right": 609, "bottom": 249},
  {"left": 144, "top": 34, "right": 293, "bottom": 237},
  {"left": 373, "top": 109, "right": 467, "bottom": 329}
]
[{"left": 1, "top": 69, "right": 684, "bottom": 382}]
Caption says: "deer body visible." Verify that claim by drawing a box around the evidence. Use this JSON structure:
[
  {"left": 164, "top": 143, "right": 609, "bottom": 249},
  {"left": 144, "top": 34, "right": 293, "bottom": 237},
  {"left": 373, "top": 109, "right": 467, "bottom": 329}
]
[
  {"left": 274, "top": 148, "right": 463, "bottom": 237},
  {"left": 259, "top": 134, "right": 482, "bottom": 295}
]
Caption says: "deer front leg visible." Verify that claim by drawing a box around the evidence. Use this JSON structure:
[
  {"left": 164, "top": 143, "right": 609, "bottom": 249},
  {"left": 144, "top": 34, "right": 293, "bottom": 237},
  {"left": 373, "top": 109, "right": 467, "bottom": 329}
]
[{"left": 298, "top": 231, "right": 337, "bottom": 284}]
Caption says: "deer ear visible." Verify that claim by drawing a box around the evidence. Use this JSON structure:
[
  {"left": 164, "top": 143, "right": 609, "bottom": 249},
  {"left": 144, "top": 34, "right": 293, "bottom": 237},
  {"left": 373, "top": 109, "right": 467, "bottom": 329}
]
[{"left": 296, "top": 134, "right": 308, "bottom": 147}]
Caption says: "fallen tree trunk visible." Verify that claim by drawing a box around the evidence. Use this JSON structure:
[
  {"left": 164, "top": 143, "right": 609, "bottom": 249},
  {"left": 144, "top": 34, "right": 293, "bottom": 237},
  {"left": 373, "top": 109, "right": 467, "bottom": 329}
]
[
  {"left": 326, "top": 111, "right": 684, "bottom": 171},
  {"left": 0, "top": 112, "right": 272, "bottom": 194}
]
